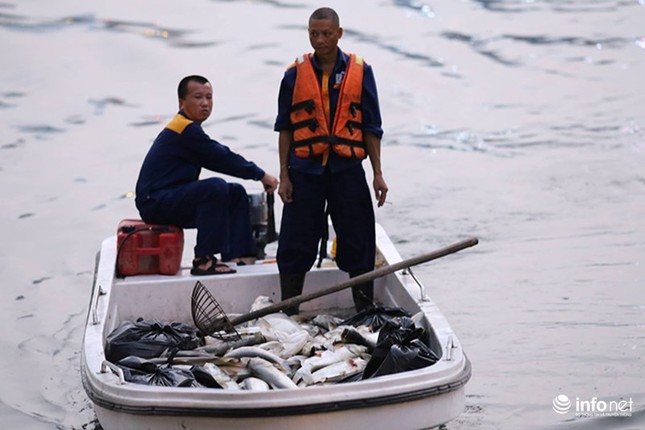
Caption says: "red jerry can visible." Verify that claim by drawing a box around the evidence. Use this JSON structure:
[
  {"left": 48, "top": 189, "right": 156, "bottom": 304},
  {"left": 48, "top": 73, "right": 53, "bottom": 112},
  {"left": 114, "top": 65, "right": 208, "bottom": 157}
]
[{"left": 116, "top": 219, "right": 184, "bottom": 276}]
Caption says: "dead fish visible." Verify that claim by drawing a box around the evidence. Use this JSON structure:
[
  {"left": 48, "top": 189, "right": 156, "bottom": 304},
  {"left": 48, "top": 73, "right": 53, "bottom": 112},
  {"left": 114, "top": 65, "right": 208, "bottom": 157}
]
[
  {"left": 160, "top": 349, "right": 214, "bottom": 359},
  {"left": 258, "top": 331, "right": 311, "bottom": 360},
  {"left": 249, "top": 295, "right": 274, "bottom": 312},
  {"left": 301, "top": 338, "right": 321, "bottom": 355},
  {"left": 224, "top": 346, "right": 290, "bottom": 373},
  {"left": 341, "top": 326, "right": 379, "bottom": 352},
  {"left": 313, "top": 325, "right": 361, "bottom": 350},
  {"left": 258, "top": 330, "right": 310, "bottom": 358},
  {"left": 294, "top": 344, "right": 369, "bottom": 385},
  {"left": 258, "top": 312, "right": 306, "bottom": 340},
  {"left": 296, "top": 321, "right": 325, "bottom": 338},
  {"left": 146, "top": 355, "right": 236, "bottom": 366},
  {"left": 285, "top": 354, "right": 308, "bottom": 370},
  {"left": 248, "top": 357, "right": 298, "bottom": 390},
  {"left": 280, "top": 330, "right": 311, "bottom": 357},
  {"left": 255, "top": 340, "right": 283, "bottom": 356},
  {"left": 241, "top": 376, "right": 271, "bottom": 391},
  {"left": 203, "top": 362, "right": 242, "bottom": 390},
  {"left": 216, "top": 359, "right": 252, "bottom": 381},
  {"left": 311, "top": 314, "right": 344, "bottom": 331},
  {"left": 197, "top": 332, "right": 266, "bottom": 355},
  {"left": 309, "top": 357, "right": 368, "bottom": 385}
]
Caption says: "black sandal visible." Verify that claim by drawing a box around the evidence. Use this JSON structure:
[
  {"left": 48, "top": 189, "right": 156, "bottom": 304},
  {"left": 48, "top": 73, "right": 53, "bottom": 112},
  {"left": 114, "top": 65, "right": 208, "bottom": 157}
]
[{"left": 190, "top": 256, "right": 237, "bottom": 276}]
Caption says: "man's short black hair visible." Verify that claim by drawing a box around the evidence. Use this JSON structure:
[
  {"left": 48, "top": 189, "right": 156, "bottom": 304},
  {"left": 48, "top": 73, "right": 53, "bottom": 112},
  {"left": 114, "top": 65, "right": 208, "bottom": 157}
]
[
  {"left": 178, "top": 75, "right": 209, "bottom": 99},
  {"left": 309, "top": 7, "right": 339, "bottom": 27}
]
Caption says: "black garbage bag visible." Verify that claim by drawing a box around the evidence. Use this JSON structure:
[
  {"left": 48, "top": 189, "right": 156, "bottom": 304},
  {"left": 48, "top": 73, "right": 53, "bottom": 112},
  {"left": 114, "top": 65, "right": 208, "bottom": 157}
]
[
  {"left": 362, "top": 323, "right": 439, "bottom": 379},
  {"left": 105, "top": 319, "right": 201, "bottom": 363},
  {"left": 115, "top": 356, "right": 193, "bottom": 387},
  {"left": 117, "top": 355, "right": 158, "bottom": 373},
  {"left": 374, "top": 317, "right": 432, "bottom": 350},
  {"left": 131, "top": 366, "right": 195, "bottom": 387},
  {"left": 115, "top": 356, "right": 154, "bottom": 383},
  {"left": 341, "top": 306, "right": 411, "bottom": 330},
  {"left": 116, "top": 356, "right": 222, "bottom": 388}
]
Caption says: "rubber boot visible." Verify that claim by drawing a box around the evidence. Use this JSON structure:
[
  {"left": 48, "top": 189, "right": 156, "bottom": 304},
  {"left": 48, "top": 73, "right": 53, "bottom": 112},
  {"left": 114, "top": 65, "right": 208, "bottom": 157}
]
[
  {"left": 279, "top": 273, "right": 306, "bottom": 315},
  {"left": 350, "top": 272, "right": 374, "bottom": 313}
]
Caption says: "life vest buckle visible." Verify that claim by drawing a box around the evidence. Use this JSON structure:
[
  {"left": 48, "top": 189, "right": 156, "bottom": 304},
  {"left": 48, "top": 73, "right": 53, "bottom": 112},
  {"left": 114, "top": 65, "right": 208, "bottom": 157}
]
[
  {"left": 349, "top": 102, "right": 361, "bottom": 118},
  {"left": 304, "top": 100, "right": 315, "bottom": 114}
]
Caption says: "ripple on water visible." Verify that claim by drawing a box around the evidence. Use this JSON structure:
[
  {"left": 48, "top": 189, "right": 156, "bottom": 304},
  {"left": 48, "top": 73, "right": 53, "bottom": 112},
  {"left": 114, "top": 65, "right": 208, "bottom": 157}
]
[
  {"left": 0, "top": 9, "right": 215, "bottom": 47},
  {"left": 15, "top": 124, "right": 66, "bottom": 139}
]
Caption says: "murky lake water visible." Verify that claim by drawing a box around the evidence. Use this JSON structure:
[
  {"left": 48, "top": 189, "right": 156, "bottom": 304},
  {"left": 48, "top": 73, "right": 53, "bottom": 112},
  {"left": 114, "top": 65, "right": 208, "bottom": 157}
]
[{"left": 1, "top": 0, "right": 644, "bottom": 428}]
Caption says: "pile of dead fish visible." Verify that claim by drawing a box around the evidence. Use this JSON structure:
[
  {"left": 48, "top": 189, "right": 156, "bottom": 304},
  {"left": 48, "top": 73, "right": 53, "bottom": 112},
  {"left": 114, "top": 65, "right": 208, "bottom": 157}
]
[{"left": 104, "top": 297, "right": 440, "bottom": 390}]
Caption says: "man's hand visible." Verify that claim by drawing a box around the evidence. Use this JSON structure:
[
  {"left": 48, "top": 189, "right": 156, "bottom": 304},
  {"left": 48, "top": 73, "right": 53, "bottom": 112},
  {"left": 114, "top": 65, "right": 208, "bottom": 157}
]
[
  {"left": 278, "top": 175, "right": 293, "bottom": 203},
  {"left": 373, "top": 174, "right": 388, "bottom": 207},
  {"left": 261, "top": 173, "right": 279, "bottom": 194}
]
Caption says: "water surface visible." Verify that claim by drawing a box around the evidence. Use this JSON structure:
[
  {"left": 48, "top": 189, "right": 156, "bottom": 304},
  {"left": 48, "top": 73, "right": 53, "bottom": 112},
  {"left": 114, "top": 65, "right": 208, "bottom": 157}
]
[{"left": 1, "top": 0, "right": 644, "bottom": 428}]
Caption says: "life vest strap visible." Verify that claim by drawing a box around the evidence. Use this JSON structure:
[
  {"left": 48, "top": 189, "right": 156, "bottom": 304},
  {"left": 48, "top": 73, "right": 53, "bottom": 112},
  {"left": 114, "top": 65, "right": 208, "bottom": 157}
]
[
  {"left": 292, "top": 135, "right": 366, "bottom": 150},
  {"left": 332, "top": 135, "right": 365, "bottom": 147},
  {"left": 345, "top": 120, "right": 363, "bottom": 136},
  {"left": 290, "top": 99, "right": 315, "bottom": 114},
  {"left": 291, "top": 135, "right": 330, "bottom": 148},
  {"left": 292, "top": 118, "right": 320, "bottom": 132}
]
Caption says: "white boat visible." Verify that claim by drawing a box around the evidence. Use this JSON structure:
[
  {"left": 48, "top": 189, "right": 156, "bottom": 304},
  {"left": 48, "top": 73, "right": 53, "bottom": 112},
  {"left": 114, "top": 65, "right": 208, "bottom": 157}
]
[{"left": 82, "top": 217, "right": 475, "bottom": 430}]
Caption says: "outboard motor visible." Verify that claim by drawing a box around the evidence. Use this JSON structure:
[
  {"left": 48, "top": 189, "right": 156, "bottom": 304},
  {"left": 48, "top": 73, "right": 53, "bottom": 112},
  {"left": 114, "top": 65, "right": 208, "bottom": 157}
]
[{"left": 248, "top": 192, "right": 278, "bottom": 259}]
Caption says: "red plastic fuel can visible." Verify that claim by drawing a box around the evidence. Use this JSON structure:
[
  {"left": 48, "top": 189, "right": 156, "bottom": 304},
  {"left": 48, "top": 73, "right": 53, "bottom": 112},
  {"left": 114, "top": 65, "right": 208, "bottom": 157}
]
[{"left": 116, "top": 219, "right": 184, "bottom": 276}]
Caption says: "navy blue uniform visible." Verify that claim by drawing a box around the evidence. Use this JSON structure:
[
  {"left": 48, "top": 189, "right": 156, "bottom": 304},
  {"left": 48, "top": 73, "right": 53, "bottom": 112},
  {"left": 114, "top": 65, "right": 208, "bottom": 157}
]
[
  {"left": 136, "top": 112, "right": 265, "bottom": 260},
  {"left": 275, "top": 49, "right": 383, "bottom": 275}
]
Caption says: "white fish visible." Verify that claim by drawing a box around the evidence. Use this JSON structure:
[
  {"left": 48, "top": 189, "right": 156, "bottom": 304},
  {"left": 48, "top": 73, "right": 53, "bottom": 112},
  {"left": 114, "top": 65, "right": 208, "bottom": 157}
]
[
  {"left": 256, "top": 330, "right": 310, "bottom": 359},
  {"left": 198, "top": 332, "right": 266, "bottom": 355},
  {"left": 248, "top": 357, "right": 298, "bottom": 390},
  {"left": 311, "top": 314, "right": 344, "bottom": 331},
  {"left": 301, "top": 334, "right": 327, "bottom": 354},
  {"left": 341, "top": 326, "right": 379, "bottom": 351},
  {"left": 294, "top": 344, "right": 369, "bottom": 385},
  {"left": 299, "top": 321, "right": 325, "bottom": 337},
  {"left": 285, "top": 355, "right": 308, "bottom": 370},
  {"left": 241, "top": 376, "right": 271, "bottom": 391},
  {"left": 249, "top": 295, "right": 275, "bottom": 312},
  {"left": 224, "top": 346, "right": 290, "bottom": 373},
  {"left": 255, "top": 340, "right": 284, "bottom": 356},
  {"left": 203, "top": 362, "right": 241, "bottom": 390},
  {"left": 302, "top": 325, "right": 357, "bottom": 352},
  {"left": 258, "top": 312, "right": 306, "bottom": 340},
  {"left": 276, "top": 330, "right": 311, "bottom": 358},
  {"left": 309, "top": 357, "right": 368, "bottom": 385}
]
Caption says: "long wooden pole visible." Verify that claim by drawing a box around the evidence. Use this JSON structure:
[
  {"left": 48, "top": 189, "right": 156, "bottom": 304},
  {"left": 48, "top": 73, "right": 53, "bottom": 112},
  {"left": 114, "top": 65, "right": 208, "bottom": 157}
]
[{"left": 226, "top": 237, "right": 479, "bottom": 328}]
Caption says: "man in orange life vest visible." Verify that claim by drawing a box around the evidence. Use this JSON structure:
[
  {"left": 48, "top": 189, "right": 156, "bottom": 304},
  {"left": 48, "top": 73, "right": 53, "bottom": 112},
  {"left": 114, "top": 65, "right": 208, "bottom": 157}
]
[{"left": 274, "top": 7, "right": 388, "bottom": 313}]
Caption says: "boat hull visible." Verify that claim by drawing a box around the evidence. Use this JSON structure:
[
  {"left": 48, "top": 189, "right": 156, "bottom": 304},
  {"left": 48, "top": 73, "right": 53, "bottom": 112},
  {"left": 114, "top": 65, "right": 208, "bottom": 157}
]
[{"left": 90, "top": 383, "right": 467, "bottom": 430}]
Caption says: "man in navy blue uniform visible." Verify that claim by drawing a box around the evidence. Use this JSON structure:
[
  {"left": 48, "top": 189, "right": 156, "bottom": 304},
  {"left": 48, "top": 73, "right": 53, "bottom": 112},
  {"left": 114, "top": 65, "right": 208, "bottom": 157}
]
[
  {"left": 136, "top": 75, "right": 278, "bottom": 275},
  {"left": 275, "top": 8, "right": 389, "bottom": 313}
]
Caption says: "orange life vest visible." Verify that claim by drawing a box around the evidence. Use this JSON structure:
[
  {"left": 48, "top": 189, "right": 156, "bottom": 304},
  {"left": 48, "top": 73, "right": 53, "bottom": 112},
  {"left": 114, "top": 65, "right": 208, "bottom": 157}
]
[{"left": 289, "top": 53, "right": 366, "bottom": 159}]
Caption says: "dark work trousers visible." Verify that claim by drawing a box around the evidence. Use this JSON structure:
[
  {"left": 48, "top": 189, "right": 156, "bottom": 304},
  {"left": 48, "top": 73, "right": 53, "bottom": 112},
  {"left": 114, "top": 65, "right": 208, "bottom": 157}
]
[
  {"left": 137, "top": 177, "right": 254, "bottom": 260},
  {"left": 277, "top": 164, "right": 376, "bottom": 276}
]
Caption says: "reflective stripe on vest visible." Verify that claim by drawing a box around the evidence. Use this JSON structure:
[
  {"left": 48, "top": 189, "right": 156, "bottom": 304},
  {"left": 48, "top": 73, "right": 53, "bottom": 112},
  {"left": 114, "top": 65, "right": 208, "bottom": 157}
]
[{"left": 289, "top": 53, "right": 366, "bottom": 159}]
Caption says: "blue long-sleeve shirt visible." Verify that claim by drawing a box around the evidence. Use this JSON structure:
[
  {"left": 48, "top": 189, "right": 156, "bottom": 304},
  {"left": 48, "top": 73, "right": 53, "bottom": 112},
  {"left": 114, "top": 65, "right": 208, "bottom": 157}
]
[
  {"left": 274, "top": 49, "right": 383, "bottom": 175},
  {"left": 135, "top": 111, "right": 265, "bottom": 205}
]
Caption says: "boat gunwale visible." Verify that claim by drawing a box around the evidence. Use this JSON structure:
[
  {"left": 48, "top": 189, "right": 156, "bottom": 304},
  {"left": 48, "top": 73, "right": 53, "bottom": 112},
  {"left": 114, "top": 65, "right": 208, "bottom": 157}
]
[{"left": 82, "top": 355, "right": 470, "bottom": 417}]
